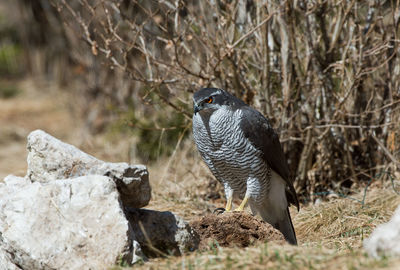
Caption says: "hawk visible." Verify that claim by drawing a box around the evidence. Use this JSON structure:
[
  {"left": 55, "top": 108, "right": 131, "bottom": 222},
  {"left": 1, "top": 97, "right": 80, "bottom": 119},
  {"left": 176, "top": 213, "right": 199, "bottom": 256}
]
[{"left": 192, "top": 88, "right": 299, "bottom": 245}]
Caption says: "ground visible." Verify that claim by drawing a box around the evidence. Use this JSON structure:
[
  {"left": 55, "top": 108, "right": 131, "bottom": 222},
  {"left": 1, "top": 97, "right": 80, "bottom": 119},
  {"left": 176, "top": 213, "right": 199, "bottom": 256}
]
[
  {"left": 1, "top": 79, "right": 400, "bottom": 269},
  {"left": 191, "top": 212, "right": 285, "bottom": 249}
]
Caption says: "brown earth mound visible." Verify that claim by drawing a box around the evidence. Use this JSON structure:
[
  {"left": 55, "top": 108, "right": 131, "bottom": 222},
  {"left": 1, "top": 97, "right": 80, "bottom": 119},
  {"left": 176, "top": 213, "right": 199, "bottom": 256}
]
[{"left": 190, "top": 211, "right": 285, "bottom": 249}]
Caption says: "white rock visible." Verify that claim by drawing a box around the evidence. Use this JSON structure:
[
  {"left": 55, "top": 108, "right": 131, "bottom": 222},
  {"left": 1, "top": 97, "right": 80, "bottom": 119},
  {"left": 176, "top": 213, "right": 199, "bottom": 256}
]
[
  {"left": 26, "top": 129, "right": 151, "bottom": 208},
  {"left": 0, "top": 175, "right": 136, "bottom": 269},
  {"left": 364, "top": 204, "right": 400, "bottom": 258}
]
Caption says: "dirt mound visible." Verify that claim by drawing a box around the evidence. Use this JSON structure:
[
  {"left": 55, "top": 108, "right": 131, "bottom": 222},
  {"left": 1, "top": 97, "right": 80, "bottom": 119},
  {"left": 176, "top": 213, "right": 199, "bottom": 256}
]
[{"left": 190, "top": 212, "right": 284, "bottom": 249}]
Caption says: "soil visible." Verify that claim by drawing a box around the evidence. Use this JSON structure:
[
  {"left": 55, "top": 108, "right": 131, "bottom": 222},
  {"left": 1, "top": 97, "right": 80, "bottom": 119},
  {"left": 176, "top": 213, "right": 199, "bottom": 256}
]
[{"left": 190, "top": 211, "right": 285, "bottom": 249}]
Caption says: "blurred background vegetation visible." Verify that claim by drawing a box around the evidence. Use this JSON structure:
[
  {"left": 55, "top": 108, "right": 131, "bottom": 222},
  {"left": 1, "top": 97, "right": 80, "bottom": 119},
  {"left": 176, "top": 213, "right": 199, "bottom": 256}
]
[{"left": 1, "top": 0, "right": 399, "bottom": 199}]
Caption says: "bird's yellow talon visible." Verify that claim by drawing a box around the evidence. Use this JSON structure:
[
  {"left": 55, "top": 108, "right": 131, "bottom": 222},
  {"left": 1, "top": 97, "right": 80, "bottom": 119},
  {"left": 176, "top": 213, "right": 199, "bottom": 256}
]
[{"left": 233, "top": 195, "right": 249, "bottom": 212}]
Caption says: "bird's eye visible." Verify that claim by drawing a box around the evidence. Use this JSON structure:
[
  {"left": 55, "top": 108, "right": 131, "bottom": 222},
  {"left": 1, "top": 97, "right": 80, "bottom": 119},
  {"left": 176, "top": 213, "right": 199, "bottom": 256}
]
[{"left": 206, "top": 97, "right": 213, "bottom": 104}]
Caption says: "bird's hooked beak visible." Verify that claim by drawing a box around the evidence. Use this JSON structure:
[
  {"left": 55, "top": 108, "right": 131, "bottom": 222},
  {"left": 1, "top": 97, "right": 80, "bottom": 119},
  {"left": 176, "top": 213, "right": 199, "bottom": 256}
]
[{"left": 193, "top": 102, "right": 201, "bottom": 115}]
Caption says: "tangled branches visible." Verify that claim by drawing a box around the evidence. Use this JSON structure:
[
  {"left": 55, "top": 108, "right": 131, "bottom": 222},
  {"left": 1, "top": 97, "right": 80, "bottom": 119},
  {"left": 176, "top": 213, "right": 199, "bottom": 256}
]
[{"left": 23, "top": 0, "right": 400, "bottom": 197}]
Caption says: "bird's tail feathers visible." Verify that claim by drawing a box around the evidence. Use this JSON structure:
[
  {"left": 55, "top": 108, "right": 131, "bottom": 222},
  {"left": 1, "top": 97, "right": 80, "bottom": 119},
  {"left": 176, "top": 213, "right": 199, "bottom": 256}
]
[
  {"left": 257, "top": 203, "right": 297, "bottom": 245},
  {"left": 277, "top": 208, "right": 297, "bottom": 245}
]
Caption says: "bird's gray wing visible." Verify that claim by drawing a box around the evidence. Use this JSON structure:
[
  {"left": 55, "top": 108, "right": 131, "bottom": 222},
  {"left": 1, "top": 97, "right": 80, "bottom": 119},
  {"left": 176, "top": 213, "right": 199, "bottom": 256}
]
[{"left": 239, "top": 107, "right": 299, "bottom": 210}]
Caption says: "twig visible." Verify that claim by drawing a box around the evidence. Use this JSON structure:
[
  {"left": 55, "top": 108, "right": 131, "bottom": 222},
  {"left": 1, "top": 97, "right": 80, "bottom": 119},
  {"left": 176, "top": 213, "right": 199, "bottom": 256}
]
[{"left": 371, "top": 134, "right": 400, "bottom": 169}]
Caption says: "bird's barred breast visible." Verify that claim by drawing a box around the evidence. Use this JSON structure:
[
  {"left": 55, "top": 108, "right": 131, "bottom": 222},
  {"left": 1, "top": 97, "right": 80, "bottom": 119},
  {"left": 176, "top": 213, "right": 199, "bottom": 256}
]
[{"left": 193, "top": 108, "right": 270, "bottom": 201}]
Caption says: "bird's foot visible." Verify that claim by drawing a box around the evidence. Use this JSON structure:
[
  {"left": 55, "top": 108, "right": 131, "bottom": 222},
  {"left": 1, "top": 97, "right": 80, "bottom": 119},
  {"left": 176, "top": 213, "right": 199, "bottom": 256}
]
[
  {"left": 213, "top": 207, "right": 226, "bottom": 215},
  {"left": 233, "top": 195, "right": 249, "bottom": 212},
  {"left": 213, "top": 196, "right": 234, "bottom": 214}
]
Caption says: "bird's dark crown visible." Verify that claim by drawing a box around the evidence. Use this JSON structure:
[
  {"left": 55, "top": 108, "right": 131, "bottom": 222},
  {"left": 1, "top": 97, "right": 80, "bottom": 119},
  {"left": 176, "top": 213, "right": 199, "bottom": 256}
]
[{"left": 193, "top": 88, "right": 246, "bottom": 107}]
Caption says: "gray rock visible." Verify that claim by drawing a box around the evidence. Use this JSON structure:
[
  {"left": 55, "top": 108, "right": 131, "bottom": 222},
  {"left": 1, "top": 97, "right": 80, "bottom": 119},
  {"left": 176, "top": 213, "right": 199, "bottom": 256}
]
[
  {"left": 364, "top": 204, "right": 400, "bottom": 258},
  {"left": 27, "top": 129, "right": 151, "bottom": 208},
  {"left": 126, "top": 208, "right": 199, "bottom": 257},
  {"left": 0, "top": 174, "right": 136, "bottom": 269}
]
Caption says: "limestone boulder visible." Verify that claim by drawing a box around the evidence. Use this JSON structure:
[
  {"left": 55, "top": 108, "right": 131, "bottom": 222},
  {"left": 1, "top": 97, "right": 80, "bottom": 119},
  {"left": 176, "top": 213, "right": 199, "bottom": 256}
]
[
  {"left": 27, "top": 129, "right": 150, "bottom": 208},
  {"left": 0, "top": 175, "right": 136, "bottom": 269}
]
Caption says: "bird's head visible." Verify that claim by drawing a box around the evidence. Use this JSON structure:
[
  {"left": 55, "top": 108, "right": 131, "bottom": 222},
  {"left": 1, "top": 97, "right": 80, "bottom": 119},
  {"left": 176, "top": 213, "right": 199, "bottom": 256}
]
[{"left": 192, "top": 88, "right": 245, "bottom": 116}]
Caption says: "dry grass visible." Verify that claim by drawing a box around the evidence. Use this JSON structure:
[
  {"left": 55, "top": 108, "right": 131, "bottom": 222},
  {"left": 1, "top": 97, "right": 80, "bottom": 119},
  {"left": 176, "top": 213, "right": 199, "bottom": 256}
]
[
  {"left": 131, "top": 243, "right": 400, "bottom": 270},
  {"left": 130, "top": 187, "right": 400, "bottom": 269}
]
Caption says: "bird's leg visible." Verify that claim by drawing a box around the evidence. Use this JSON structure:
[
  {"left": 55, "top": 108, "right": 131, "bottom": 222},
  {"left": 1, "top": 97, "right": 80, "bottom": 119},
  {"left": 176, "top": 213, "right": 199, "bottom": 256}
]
[
  {"left": 234, "top": 194, "right": 249, "bottom": 211},
  {"left": 215, "top": 187, "right": 233, "bottom": 214},
  {"left": 224, "top": 186, "right": 233, "bottom": 212},
  {"left": 234, "top": 178, "right": 254, "bottom": 211},
  {"left": 225, "top": 195, "right": 233, "bottom": 212}
]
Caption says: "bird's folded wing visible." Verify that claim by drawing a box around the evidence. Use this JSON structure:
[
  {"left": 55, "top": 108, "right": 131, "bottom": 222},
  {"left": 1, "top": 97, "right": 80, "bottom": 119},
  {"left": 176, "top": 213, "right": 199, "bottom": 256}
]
[{"left": 239, "top": 107, "right": 299, "bottom": 210}]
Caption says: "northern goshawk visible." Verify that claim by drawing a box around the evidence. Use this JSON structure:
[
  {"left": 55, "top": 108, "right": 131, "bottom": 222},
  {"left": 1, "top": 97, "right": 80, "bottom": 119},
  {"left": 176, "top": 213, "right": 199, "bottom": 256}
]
[{"left": 192, "top": 88, "right": 299, "bottom": 245}]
